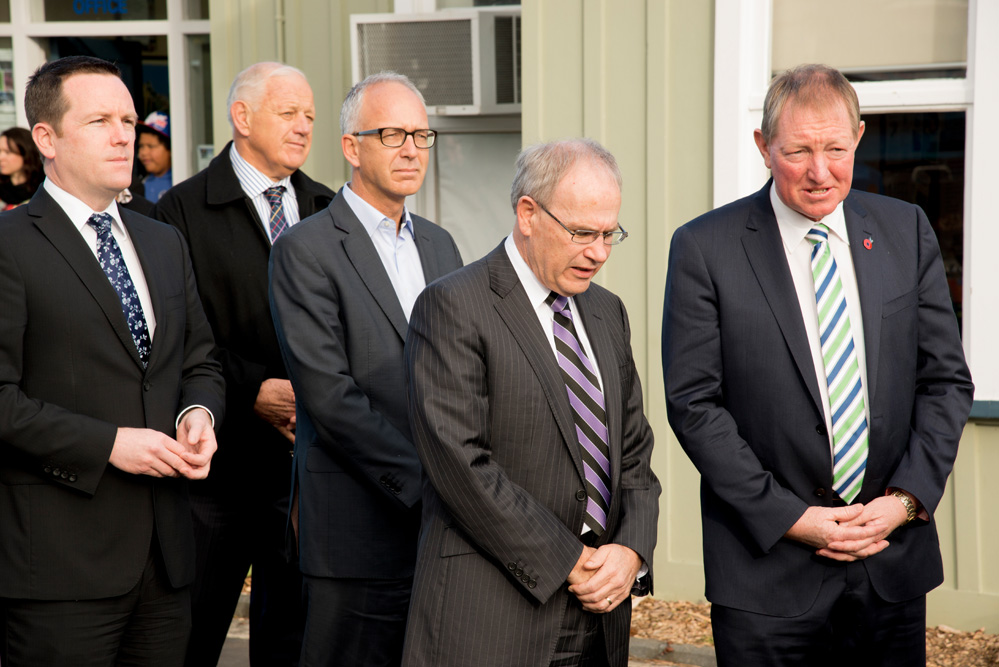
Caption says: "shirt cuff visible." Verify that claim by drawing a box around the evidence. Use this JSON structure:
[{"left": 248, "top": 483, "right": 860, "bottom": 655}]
[{"left": 175, "top": 405, "right": 215, "bottom": 430}]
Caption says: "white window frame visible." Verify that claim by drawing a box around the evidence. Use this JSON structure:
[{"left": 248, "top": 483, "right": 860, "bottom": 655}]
[
  {"left": 713, "top": 0, "right": 999, "bottom": 410},
  {"left": 0, "top": 0, "right": 209, "bottom": 183}
]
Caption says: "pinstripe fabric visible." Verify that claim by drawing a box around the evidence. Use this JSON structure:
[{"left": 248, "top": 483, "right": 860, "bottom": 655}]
[{"left": 402, "top": 244, "right": 660, "bottom": 667}]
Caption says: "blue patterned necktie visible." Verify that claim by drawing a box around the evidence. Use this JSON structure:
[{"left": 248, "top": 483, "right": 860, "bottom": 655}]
[
  {"left": 806, "top": 224, "right": 867, "bottom": 503},
  {"left": 88, "top": 213, "right": 151, "bottom": 367},
  {"left": 547, "top": 292, "right": 612, "bottom": 535},
  {"left": 265, "top": 185, "right": 288, "bottom": 241}
]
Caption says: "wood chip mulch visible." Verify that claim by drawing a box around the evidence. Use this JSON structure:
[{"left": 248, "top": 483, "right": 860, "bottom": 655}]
[{"left": 630, "top": 598, "right": 999, "bottom": 666}]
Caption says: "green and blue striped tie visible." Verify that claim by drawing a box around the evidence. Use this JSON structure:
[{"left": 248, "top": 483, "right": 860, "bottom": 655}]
[{"left": 807, "top": 224, "right": 867, "bottom": 504}]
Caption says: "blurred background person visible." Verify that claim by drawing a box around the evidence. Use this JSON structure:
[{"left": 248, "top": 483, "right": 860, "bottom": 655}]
[
  {"left": 0, "top": 126, "right": 44, "bottom": 209},
  {"left": 136, "top": 111, "right": 172, "bottom": 202}
]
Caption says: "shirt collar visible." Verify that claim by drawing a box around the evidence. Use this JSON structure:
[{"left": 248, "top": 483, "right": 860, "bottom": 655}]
[
  {"left": 229, "top": 144, "right": 293, "bottom": 198},
  {"left": 43, "top": 178, "right": 122, "bottom": 234},
  {"left": 503, "top": 234, "right": 561, "bottom": 310},
  {"left": 770, "top": 182, "right": 849, "bottom": 254},
  {"left": 342, "top": 182, "right": 414, "bottom": 238}
]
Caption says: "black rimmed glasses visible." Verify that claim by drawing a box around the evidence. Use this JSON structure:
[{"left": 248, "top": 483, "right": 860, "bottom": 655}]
[
  {"left": 534, "top": 200, "right": 628, "bottom": 246},
  {"left": 353, "top": 127, "right": 437, "bottom": 149}
]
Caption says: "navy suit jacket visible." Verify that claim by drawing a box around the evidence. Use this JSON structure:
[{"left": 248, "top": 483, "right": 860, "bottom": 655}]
[{"left": 662, "top": 183, "right": 973, "bottom": 616}]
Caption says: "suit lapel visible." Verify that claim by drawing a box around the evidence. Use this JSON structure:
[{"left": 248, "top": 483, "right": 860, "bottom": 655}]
[
  {"left": 333, "top": 195, "right": 410, "bottom": 341},
  {"left": 741, "top": 186, "right": 824, "bottom": 415},
  {"left": 844, "top": 196, "right": 882, "bottom": 402},
  {"left": 573, "top": 291, "right": 624, "bottom": 488},
  {"left": 413, "top": 220, "right": 441, "bottom": 284},
  {"left": 28, "top": 190, "right": 145, "bottom": 370},
  {"left": 487, "top": 248, "right": 586, "bottom": 483}
]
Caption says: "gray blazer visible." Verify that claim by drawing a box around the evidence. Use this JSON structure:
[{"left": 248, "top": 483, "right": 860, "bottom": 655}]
[
  {"left": 402, "top": 244, "right": 660, "bottom": 667},
  {"left": 269, "top": 191, "right": 462, "bottom": 579}
]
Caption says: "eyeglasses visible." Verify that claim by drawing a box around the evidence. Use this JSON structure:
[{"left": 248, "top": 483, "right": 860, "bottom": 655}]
[
  {"left": 535, "top": 200, "right": 628, "bottom": 246},
  {"left": 353, "top": 127, "right": 437, "bottom": 149}
]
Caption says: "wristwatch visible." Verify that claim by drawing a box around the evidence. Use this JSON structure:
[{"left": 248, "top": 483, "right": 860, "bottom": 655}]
[{"left": 891, "top": 490, "right": 917, "bottom": 524}]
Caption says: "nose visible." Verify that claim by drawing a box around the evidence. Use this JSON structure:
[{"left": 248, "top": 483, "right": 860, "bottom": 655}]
[
  {"left": 807, "top": 152, "right": 831, "bottom": 182},
  {"left": 293, "top": 112, "right": 313, "bottom": 136},
  {"left": 111, "top": 120, "right": 133, "bottom": 146},
  {"left": 399, "top": 133, "right": 420, "bottom": 157},
  {"left": 583, "top": 238, "right": 612, "bottom": 263}
]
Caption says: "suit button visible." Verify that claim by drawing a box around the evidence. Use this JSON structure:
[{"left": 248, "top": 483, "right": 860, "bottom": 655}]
[
  {"left": 68, "top": 475, "right": 77, "bottom": 483},
  {"left": 814, "top": 488, "right": 826, "bottom": 498},
  {"left": 507, "top": 562, "right": 517, "bottom": 571},
  {"left": 528, "top": 579, "right": 537, "bottom": 589},
  {"left": 43, "top": 466, "right": 52, "bottom": 474},
  {"left": 60, "top": 471, "right": 69, "bottom": 479},
  {"left": 816, "top": 424, "right": 827, "bottom": 436},
  {"left": 515, "top": 569, "right": 524, "bottom": 577},
  {"left": 52, "top": 468, "right": 61, "bottom": 477},
  {"left": 575, "top": 490, "right": 586, "bottom": 502},
  {"left": 521, "top": 575, "right": 530, "bottom": 583},
  {"left": 143, "top": 382, "right": 152, "bottom": 391}
]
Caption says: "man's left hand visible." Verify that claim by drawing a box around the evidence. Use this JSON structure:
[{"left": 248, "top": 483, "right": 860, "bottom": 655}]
[
  {"left": 818, "top": 495, "right": 910, "bottom": 559},
  {"left": 175, "top": 408, "right": 218, "bottom": 479},
  {"left": 566, "top": 544, "right": 642, "bottom": 614}
]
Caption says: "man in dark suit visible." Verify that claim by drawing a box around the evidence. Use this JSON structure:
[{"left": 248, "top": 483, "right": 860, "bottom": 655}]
[
  {"left": 152, "top": 62, "right": 334, "bottom": 666},
  {"left": 0, "top": 56, "right": 225, "bottom": 666},
  {"left": 402, "top": 138, "right": 660, "bottom": 667},
  {"left": 662, "top": 64, "right": 974, "bottom": 666},
  {"left": 269, "top": 72, "right": 462, "bottom": 667}
]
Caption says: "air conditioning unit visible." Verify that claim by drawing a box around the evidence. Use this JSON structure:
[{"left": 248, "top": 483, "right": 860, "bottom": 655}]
[{"left": 351, "top": 7, "right": 522, "bottom": 116}]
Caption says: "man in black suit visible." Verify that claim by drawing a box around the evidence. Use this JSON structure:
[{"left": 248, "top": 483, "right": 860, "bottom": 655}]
[
  {"left": 662, "top": 64, "right": 974, "bottom": 666},
  {"left": 0, "top": 56, "right": 225, "bottom": 666},
  {"left": 152, "top": 62, "right": 334, "bottom": 666},
  {"left": 269, "top": 72, "right": 462, "bottom": 667},
  {"left": 402, "top": 138, "right": 660, "bottom": 667}
]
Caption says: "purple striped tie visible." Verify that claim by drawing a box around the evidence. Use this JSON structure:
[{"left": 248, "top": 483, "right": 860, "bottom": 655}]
[
  {"left": 548, "top": 292, "right": 612, "bottom": 535},
  {"left": 265, "top": 185, "right": 288, "bottom": 241}
]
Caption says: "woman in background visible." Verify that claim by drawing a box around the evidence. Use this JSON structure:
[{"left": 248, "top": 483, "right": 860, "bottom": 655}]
[{"left": 0, "top": 127, "right": 43, "bottom": 210}]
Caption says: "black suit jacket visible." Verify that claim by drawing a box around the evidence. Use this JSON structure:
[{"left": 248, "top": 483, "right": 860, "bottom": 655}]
[
  {"left": 152, "top": 142, "right": 334, "bottom": 499},
  {"left": 269, "top": 191, "right": 463, "bottom": 579},
  {"left": 0, "top": 187, "right": 225, "bottom": 600},
  {"left": 662, "top": 183, "right": 973, "bottom": 616},
  {"left": 401, "top": 245, "right": 660, "bottom": 667}
]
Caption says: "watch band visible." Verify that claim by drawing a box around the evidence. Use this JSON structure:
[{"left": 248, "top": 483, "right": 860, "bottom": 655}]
[{"left": 891, "top": 490, "right": 917, "bottom": 524}]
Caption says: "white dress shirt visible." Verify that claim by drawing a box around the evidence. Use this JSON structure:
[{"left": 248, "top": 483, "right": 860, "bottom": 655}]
[
  {"left": 45, "top": 178, "right": 157, "bottom": 338},
  {"left": 230, "top": 144, "right": 300, "bottom": 244},
  {"left": 771, "top": 184, "right": 871, "bottom": 457},
  {"left": 342, "top": 183, "right": 426, "bottom": 321}
]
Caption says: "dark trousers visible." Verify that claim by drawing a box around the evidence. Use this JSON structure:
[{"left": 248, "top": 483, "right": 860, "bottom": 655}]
[
  {"left": 183, "top": 485, "right": 306, "bottom": 667},
  {"left": 712, "top": 560, "right": 926, "bottom": 667},
  {"left": 550, "top": 593, "right": 610, "bottom": 667},
  {"left": 300, "top": 574, "right": 413, "bottom": 667},
  {"left": 0, "top": 546, "right": 190, "bottom": 667}
]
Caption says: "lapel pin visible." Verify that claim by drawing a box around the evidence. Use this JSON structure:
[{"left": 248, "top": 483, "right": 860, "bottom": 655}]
[{"left": 863, "top": 238, "right": 873, "bottom": 250}]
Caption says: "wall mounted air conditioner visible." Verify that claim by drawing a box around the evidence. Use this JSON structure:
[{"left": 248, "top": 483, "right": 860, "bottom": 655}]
[{"left": 351, "top": 7, "right": 522, "bottom": 116}]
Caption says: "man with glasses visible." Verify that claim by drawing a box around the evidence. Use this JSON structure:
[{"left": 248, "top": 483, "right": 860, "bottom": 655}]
[
  {"left": 269, "top": 71, "right": 462, "bottom": 667},
  {"left": 402, "top": 138, "right": 659, "bottom": 667}
]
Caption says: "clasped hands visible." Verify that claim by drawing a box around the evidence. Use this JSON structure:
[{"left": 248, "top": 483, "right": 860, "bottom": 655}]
[
  {"left": 109, "top": 407, "right": 217, "bottom": 479},
  {"left": 566, "top": 543, "right": 642, "bottom": 614},
  {"left": 784, "top": 495, "right": 912, "bottom": 562}
]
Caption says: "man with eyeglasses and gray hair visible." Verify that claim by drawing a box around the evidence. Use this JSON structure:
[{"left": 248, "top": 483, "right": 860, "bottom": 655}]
[
  {"left": 401, "top": 138, "right": 660, "bottom": 667},
  {"left": 269, "top": 71, "right": 462, "bottom": 667}
]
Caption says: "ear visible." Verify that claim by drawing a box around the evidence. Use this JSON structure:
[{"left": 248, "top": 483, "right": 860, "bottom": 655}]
[
  {"left": 515, "top": 195, "right": 538, "bottom": 238},
  {"left": 230, "top": 101, "right": 252, "bottom": 138},
  {"left": 32, "top": 123, "right": 57, "bottom": 161},
  {"left": 753, "top": 129, "right": 772, "bottom": 170},
  {"left": 855, "top": 119, "right": 866, "bottom": 146},
  {"left": 342, "top": 133, "right": 361, "bottom": 169}
]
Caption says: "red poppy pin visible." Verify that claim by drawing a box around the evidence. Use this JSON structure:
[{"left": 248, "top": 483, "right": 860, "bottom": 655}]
[{"left": 863, "top": 238, "right": 873, "bottom": 250}]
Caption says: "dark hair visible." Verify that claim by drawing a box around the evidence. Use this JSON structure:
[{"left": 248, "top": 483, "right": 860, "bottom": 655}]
[
  {"left": 760, "top": 64, "right": 861, "bottom": 144},
  {"left": 0, "top": 127, "right": 44, "bottom": 191},
  {"left": 25, "top": 56, "right": 123, "bottom": 133},
  {"left": 137, "top": 126, "right": 171, "bottom": 152}
]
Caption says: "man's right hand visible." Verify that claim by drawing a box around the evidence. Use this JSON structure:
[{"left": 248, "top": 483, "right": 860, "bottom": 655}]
[
  {"left": 109, "top": 427, "right": 201, "bottom": 478},
  {"left": 254, "top": 378, "right": 297, "bottom": 443},
  {"left": 784, "top": 504, "right": 889, "bottom": 561}
]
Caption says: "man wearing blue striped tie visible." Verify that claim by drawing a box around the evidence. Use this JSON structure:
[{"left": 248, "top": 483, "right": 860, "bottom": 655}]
[{"left": 663, "top": 64, "right": 973, "bottom": 667}]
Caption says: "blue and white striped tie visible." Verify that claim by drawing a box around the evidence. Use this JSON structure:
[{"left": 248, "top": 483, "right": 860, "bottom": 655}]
[{"left": 807, "top": 224, "right": 867, "bottom": 504}]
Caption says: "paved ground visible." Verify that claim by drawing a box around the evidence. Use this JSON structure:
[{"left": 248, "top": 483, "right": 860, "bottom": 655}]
[{"left": 216, "top": 618, "right": 713, "bottom": 666}]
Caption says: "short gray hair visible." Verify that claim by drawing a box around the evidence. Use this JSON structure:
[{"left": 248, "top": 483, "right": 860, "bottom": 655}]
[
  {"left": 510, "top": 138, "right": 622, "bottom": 211},
  {"left": 760, "top": 64, "right": 861, "bottom": 144},
  {"left": 339, "top": 71, "right": 427, "bottom": 136},
  {"left": 226, "top": 62, "right": 309, "bottom": 128}
]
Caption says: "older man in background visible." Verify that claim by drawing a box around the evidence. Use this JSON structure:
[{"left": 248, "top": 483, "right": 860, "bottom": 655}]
[{"left": 153, "top": 62, "right": 334, "bottom": 666}]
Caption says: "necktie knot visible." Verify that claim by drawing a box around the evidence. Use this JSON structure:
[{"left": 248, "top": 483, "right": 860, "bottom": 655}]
[
  {"left": 265, "top": 185, "right": 286, "bottom": 203},
  {"left": 546, "top": 291, "right": 571, "bottom": 319},
  {"left": 805, "top": 223, "right": 831, "bottom": 247},
  {"left": 88, "top": 212, "right": 113, "bottom": 237}
]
